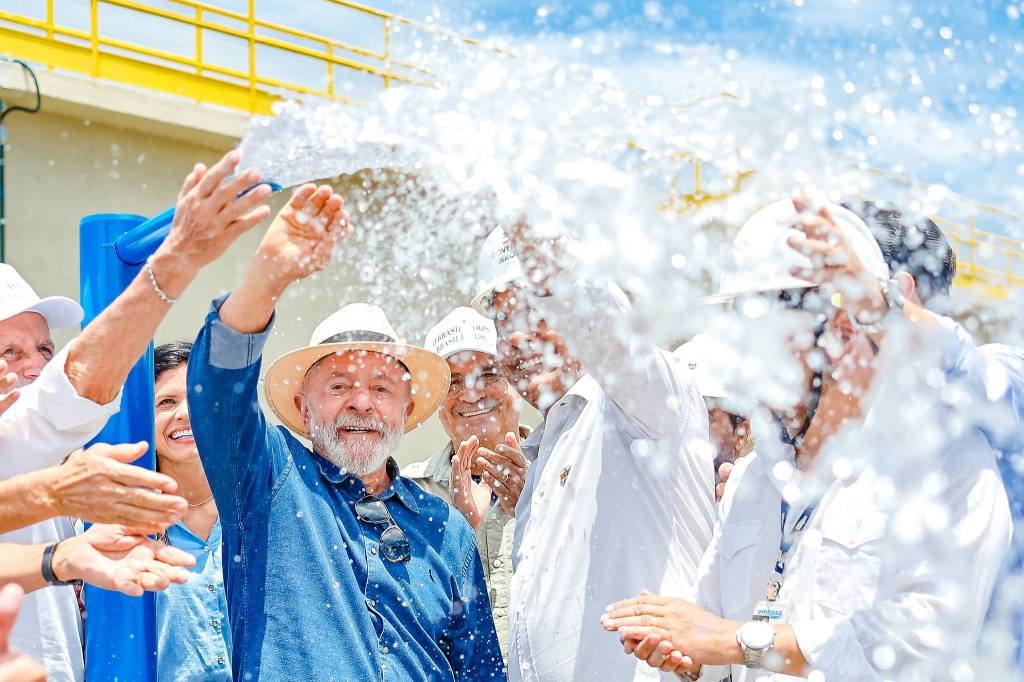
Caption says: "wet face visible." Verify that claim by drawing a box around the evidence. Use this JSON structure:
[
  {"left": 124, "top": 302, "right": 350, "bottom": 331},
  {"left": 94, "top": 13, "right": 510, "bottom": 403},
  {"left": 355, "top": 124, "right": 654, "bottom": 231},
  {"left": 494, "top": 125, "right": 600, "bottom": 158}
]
[
  {"left": 0, "top": 312, "right": 54, "bottom": 386},
  {"left": 439, "top": 350, "right": 521, "bottom": 446},
  {"left": 296, "top": 351, "right": 413, "bottom": 475},
  {"left": 154, "top": 365, "right": 196, "bottom": 464},
  {"left": 707, "top": 403, "right": 750, "bottom": 465},
  {"left": 490, "top": 288, "right": 581, "bottom": 411}
]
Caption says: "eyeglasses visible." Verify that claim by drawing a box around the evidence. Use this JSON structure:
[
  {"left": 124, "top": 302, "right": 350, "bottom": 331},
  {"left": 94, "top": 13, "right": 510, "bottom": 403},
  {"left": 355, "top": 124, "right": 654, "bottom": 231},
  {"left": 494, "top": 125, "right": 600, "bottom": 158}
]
[
  {"left": 448, "top": 369, "right": 504, "bottom": 395},
  {"left": 354, "top": 495, "right": 411, "bottom": 563}
]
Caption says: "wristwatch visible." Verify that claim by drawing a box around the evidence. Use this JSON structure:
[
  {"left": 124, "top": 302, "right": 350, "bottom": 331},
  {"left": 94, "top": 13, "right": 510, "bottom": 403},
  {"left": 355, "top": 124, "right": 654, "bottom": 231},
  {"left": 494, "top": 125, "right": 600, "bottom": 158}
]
[
  {"left": 41, "top": 540, "right": 82, "bottom": 588},
  {"left": 854, "top": 277, "right": 905, "bottom": 334},
  {"left": 736, "top": 620, "right": 775, "bottom": 669}
]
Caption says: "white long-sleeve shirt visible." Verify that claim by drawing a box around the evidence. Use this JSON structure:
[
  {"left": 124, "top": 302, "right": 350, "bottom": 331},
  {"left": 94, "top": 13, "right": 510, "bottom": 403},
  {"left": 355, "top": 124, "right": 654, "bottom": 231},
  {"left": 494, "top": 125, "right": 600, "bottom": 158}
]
[
  {"left": 694, "top": 410, "right": 1011, "bottom": 682},
  {"left": 507, "top": 281, "right": 716, "bottom": 681},
  {"left": 0, "top": 342, "right": 122, "bottom": 682}
]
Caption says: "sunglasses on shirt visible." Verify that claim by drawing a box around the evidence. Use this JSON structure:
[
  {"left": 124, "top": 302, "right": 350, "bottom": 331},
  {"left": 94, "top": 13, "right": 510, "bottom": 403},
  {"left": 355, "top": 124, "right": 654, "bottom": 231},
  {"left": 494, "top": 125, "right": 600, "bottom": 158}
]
[{"left": 354, "top": 495, "right": 411, "bottom": 564}]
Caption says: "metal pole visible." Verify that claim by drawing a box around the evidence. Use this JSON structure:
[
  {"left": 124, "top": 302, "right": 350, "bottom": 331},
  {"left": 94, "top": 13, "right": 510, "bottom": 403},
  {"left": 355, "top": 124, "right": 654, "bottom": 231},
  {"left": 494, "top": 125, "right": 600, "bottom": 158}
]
[{"left": 79, "top": 212, "right": 157, "bottom": 682}]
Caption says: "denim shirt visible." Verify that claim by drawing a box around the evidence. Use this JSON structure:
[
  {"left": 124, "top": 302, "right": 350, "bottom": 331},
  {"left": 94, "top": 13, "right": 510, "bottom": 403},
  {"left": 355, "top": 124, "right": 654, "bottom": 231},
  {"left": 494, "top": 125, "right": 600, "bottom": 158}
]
[
  {"left": 187, "top": 296, "right": 505, "bottom": 682},
  {"left": 156, "top": 520, "right": 232, "bottom": 682}
]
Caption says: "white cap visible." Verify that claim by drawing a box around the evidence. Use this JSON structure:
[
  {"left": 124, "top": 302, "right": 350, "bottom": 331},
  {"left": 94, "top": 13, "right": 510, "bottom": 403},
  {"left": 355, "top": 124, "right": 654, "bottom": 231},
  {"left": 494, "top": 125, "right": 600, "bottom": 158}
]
[
  {"left": 673, "top": 334, "right": 728, "bottom": 399},
  {"left": 424, "top": 307, "right": 498, "bottom": 359},
  {"left": 471, "top": 226, "right": 524, "bottom": 312},
  {"left": 0, "top": 264, "right": 83, "bottom": 331},
  {"left": 706, "top": 199, "right": 889, "bottom": 303}
]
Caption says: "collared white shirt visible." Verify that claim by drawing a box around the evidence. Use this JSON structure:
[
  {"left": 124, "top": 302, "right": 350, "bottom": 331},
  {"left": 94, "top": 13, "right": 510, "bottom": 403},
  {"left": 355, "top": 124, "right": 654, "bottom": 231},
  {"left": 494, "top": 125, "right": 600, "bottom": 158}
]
[
  {"left": 507, "top": 280, "right": 716, "bottom": 682},
  {"left": 694, "top": 408, "right": 1011, "bottom": 682},
  {"left": 0, "top": 342, "right": 122, "bottom": 682}
]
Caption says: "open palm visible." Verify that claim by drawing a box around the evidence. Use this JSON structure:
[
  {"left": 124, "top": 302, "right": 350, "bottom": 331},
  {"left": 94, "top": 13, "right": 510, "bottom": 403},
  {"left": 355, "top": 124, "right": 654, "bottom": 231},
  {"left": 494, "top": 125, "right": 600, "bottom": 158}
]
[{"left": 260, "top": 184, "right": 353, "bottom": 282}]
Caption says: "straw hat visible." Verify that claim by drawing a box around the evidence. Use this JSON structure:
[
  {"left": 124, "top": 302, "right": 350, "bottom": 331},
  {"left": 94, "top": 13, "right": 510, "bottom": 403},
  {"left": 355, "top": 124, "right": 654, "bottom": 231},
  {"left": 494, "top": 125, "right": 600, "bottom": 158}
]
[{"left": 264, "top": 303, "right": 450, "bottom": 436}]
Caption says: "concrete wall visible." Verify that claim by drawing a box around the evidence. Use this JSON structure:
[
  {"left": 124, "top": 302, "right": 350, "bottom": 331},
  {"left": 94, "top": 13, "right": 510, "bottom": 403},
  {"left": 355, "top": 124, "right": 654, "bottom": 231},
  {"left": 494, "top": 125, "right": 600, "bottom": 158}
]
[{"left": 0, "top": 70, "right": 489, "bottom": 466}]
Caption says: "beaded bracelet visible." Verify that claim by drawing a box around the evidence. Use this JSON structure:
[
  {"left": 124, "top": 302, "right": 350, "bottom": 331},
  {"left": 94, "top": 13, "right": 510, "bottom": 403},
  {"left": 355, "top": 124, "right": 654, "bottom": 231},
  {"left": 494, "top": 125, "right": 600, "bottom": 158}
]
[{"left": 145, "top": 256, "right": 180, "bottom": 305}]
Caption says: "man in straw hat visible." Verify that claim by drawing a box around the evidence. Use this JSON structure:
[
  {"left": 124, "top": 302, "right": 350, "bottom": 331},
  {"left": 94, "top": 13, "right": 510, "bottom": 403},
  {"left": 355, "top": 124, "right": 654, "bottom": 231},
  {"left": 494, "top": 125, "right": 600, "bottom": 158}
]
[
  {"left": 602, "top": 194, "right": 1011, "bottom": 681},
  {"left": 471, "top": 223, "right": 716, "bottom": 681},
  {"left": 186, "top": 185, "right": 504, "bottom": 681},
  {"left": 406, "top": 306, "right": 532, "bottom": 656}
]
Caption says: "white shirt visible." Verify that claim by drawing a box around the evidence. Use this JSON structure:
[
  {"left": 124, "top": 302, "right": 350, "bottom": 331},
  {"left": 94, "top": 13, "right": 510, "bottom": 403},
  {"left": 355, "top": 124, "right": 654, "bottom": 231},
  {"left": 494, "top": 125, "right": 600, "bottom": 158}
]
[
  {"left": 694, "top": 409, "right": 1011, "bottom": 682},
  {"left": 0, "top": 342, "right": 122, "bottom": 682},
  {"left": 508, "top": 281, "right": 716, "bottom": 681}
]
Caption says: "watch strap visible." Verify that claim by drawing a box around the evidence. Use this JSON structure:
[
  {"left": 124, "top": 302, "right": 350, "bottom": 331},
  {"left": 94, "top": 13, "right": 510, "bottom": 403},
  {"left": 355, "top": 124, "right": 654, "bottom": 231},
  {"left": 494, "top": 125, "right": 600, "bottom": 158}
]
[{"left": 41, "top": 540, "right": 80, "bottom": 587}]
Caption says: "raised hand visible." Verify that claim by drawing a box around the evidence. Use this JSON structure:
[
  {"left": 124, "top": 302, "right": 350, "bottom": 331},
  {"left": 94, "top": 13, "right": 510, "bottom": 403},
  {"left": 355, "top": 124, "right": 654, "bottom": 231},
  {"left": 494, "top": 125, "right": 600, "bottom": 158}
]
[
  {"left": 786, "top": 192, "right": 887, "bottom": 323},
  {"left": 151, "top": 150, "right": 274, "bottom": 295},
  {"left": 0, "top": 584, "right": 46, "bottom": 682},
  {"left": 0, "top": 359, "right": 19, "bottom": 418},
  {"left": 51, "top": 524, "right": 195, "bottom": 597},
  {"left": 449, "top": 436, "right": 488, "bottom": 530},
  {"left": 256, "top": 184, "right": 352, "bottom": 285},
  {"left": 715, "top": 461, "right": 734, "bottom": 503},
  {"left": 474, "top": 431, "right": 528, "bottom": 514}
]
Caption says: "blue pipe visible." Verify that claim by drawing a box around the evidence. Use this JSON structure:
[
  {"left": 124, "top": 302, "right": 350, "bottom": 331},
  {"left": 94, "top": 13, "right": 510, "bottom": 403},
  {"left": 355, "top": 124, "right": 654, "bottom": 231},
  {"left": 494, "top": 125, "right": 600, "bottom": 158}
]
[
  {"left": 79, "top": 179, "right": 281, "bottom": 680},
  {"left": 114, "top": 182, "right": 282, "bottom": 266},
  {"left": 79, "top": 213, "right": 158, "bottom": 682}
]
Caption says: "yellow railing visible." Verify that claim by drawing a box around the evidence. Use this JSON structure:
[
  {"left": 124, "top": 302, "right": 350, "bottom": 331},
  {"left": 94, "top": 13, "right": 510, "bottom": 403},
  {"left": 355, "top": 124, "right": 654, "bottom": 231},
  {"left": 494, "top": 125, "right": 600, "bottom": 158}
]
[{"left": 0, "top": 0, "right": 433, "bottom": 114}]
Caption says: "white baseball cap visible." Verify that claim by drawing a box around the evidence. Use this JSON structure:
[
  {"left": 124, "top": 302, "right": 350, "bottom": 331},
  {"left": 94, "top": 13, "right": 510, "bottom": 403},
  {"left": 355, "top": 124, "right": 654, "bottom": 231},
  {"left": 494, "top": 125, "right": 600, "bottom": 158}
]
[
  {"left": 673, "top": 333, "right": 729, "bottom": 399},
  {"left": 0, "top": 264, "right": 83, "bottom": 331},
  {"left": 424, "top": 307, "right": 498, "bottom": 360},
  {"left": 471, "top": 226, "right": 525, "bottom": 312},
  {"left": 706, "top": 199, "right": 890, "bottom": 303}
]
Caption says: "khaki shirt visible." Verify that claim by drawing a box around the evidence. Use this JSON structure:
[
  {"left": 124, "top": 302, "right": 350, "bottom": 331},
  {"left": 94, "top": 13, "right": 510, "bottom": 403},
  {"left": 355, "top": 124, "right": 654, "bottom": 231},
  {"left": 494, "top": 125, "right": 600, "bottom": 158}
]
[{"left": 403, "top": 427, "right": 530, "bottom": 658}]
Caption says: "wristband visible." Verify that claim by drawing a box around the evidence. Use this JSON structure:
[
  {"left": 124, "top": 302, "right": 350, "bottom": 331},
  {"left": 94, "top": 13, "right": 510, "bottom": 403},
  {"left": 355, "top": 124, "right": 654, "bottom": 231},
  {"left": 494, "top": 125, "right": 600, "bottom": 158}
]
[{"left": 41, "top": 540, "right": 82, "bottom": 587}]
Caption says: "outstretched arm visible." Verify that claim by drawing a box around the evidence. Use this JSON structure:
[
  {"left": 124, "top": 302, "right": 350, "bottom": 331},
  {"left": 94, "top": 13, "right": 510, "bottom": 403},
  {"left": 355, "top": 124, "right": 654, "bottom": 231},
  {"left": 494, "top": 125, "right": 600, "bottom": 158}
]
[{"left": 65, "top": 151, "right": 273, "bottom": 405}]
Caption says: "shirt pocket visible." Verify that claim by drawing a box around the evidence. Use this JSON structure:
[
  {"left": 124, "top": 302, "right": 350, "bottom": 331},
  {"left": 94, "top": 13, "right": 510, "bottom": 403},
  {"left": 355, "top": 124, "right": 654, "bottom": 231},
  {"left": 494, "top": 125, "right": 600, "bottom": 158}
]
[
  {"left": 717, "top": 520, "right": 763, "bottom": 620},
  {"left": 812, "top": 511, "right": 888, "bottom": 615}
]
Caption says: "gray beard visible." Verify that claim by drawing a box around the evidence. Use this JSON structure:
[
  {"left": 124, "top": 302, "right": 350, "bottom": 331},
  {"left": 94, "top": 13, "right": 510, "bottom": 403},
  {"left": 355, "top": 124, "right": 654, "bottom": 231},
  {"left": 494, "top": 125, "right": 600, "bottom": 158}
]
[{"left": 308, "top": 413, "right": 401, "bottom": 477}]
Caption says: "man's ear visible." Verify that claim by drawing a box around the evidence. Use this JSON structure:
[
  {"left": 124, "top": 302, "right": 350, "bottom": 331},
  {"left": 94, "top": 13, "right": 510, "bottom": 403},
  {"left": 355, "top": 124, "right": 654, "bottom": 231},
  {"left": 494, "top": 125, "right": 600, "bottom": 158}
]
[
  {"left": 892, "top": 271, "right": 917, "bottom": 303},
  {"left": 734, "top": 420, "right": 752, "bottom": 454},
  {"left": 294, "top": 393, "right": 311, "bottom": 430},
  {"left": 405, "top": 399, "right": 415, "bottom": 420}
]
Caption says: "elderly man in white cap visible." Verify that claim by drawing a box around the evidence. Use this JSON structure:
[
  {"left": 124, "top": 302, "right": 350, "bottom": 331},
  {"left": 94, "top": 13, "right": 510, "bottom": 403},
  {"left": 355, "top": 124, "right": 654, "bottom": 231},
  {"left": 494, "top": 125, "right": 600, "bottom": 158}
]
[
  {"left": 0, "top": 148, "right": 276, "bottom": 681},
  {"left": 603, "top": 196, "right": 1011, "bottom": 681},
  {"left": 185, "top": 186, "right": 504, "bottom": 681},
  {"left": 471, "top": 223, "right": 716, "bottom": 681},
  {"left": 405, "top": 306, "right": 531, "bottom": 656}
]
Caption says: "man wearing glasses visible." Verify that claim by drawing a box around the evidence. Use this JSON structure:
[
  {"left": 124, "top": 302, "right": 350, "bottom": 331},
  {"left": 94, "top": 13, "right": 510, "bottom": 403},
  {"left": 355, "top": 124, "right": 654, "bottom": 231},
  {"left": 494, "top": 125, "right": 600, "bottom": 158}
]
[
  {"left": 186, "top": 184, "right": 504, "bottom": 681},
  {"left": 406, "top": 306, "right": 531, "bottom": 656}
]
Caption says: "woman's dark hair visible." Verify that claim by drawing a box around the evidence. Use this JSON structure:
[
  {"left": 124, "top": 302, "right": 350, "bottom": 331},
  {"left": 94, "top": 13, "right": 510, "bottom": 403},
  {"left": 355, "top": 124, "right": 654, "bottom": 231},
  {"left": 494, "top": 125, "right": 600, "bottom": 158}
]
[{"left": 154, "top": 341, "right": 192, "bottom": 381}]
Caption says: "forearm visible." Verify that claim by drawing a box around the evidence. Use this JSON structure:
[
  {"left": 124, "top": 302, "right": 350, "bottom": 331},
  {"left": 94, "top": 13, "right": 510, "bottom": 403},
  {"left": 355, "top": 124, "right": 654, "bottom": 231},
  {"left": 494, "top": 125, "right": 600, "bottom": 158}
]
[
  {"left": 218, "top": 251, "right": 291, "bottom": 334},
  {"left": 0, "top": 543, "right": 49, "bottom": 594},
  {"left": 0, "top": 469, "right": 59, "bottom": 534},
  {"left": 65, "top": 249, "right": 198, "bottom": 404},
  {"left": 702, "top": 622, "right": 806, "bottom": 675}
]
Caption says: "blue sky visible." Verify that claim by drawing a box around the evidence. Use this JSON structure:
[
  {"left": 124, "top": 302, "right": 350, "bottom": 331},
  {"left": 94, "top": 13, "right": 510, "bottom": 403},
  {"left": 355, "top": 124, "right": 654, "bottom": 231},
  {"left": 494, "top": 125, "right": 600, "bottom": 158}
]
[{"left": 355, "top": 0, "right": 1023, "bottom": 223}]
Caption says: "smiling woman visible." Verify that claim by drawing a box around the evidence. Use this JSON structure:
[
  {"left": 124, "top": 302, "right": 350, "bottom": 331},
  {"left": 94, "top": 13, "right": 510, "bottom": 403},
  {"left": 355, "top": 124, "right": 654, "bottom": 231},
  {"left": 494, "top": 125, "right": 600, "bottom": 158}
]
[{"left": 152, "top": 341, "right": 232, "bottom": 682}]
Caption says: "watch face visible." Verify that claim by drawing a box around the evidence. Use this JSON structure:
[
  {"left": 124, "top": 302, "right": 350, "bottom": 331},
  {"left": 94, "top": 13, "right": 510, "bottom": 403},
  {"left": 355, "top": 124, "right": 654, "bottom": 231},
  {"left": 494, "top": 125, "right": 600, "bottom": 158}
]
[{"left": 741, "top": 621, "right": 774, "bottom": 649}]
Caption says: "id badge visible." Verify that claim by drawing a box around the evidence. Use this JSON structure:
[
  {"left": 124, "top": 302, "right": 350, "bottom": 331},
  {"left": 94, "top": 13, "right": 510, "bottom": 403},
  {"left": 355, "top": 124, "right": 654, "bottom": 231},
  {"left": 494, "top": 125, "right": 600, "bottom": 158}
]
[{"left": 753, "top": 600, "right": 788, "bottom": 624}]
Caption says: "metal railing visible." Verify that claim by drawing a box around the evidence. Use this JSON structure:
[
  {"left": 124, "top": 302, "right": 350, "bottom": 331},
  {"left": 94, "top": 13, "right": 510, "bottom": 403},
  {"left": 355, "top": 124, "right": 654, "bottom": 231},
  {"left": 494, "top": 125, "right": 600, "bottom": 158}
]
[{"left": 0, "top": 0, "right": 433, "bottom": 114}]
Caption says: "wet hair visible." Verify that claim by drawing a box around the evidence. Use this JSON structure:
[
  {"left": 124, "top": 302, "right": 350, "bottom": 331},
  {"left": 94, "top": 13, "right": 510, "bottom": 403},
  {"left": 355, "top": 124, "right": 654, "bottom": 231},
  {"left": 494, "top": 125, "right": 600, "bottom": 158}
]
[
  {"left": 844, "top": 201, "right": 957, "bottom": 305},
  {"left": 154, "top": 341, "right": 192, "bottom": 381}
]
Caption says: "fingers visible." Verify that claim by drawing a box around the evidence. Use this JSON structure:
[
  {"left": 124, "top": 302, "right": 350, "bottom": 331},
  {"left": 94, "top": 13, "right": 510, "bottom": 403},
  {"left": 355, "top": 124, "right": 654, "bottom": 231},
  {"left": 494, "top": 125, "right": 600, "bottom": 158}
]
[
  {"left": 497, "top": 441, "right": 528, "bottom": 468},
  {"left": 109, "top": 502, "right": 181, "bottom": 534},
  {"left": 456, "top": 436, "right": 479, "bottom": 467},
  {"left": 663, "top": 651, "right": 693, "bottom": 673},
  {"left": 605, "top": 592, "right": 666, "bottom": 615},
  {"left": 0, "top": 584, "right": 25, "bottom": 653},
  {"left": 0, "top": 368, "right": 17, "bottom": 394},
  {"left": 216, "top": 182, "right": 274, "bottom": 229},
  {"left": 0, "top": 389, "right": 20, "bottom": 416},
  {"left": 153, "top": 543, "right": 197, "bottom": 570},
  {"left": 109, "top": 464, "right": 181, "bottom": 496},
  {"left": 91, "top": 441, "right": 149, "bottom": 465},
  {"left": 178, "top": 162, "right": 206, "bottom": 200},
  {"left": 645, "top": 639, "right": 676, "bottom": 668},
  {"left": 194, "top": 150, "right": 241, "bottom": 199},
  {"left": 287, "top": 184, "right": 318, "bottom": 210},
  {"left": 718, "top": 461, "right": 734, "bottom": 483},
  {"left": 475, "top": 446, "right": 522, "bottom": 473}
]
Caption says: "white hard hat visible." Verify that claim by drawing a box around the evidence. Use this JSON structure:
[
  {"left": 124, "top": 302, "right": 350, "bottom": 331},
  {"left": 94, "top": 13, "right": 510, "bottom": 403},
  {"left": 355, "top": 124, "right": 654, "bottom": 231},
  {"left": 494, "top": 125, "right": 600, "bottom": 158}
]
[
  {"left": 424, "top": 307, "right": 498, "bottom": 359},
  {"left": 0, "top": 264, "right": 83, "bottom": 331},
  {"left": 673, "top": 334, "right": 728, "bottom": 399},
  {"left": 471, "top": 226, "right": 524, "bottom": 312},
  {"left": 706, "top": 199, "right": 890, "bottom": 303}
]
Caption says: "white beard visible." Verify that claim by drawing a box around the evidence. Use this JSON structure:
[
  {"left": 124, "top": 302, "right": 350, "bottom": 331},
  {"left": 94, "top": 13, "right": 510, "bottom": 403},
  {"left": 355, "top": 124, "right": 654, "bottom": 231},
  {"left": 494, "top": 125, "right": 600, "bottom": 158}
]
[{"left": 308, "top": 413, "right": 401, "bottom": 477}]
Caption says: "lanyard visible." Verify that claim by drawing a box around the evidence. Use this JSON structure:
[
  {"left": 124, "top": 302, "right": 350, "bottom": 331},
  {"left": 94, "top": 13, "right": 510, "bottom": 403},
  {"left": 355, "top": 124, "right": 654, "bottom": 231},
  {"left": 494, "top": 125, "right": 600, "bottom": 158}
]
[{"left": 766, "top": 500, "right": 815, "bottom": 601}]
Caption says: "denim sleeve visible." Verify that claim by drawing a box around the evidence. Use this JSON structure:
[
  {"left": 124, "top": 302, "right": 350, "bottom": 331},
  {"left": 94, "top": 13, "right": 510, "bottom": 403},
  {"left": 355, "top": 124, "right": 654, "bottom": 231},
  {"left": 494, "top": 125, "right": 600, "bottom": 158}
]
[
  {"left": 188, "top": 295, "right": 288, "bottom": 528},
  {"left": 448, "top": 527, "right": 506, "bottom": 680}
]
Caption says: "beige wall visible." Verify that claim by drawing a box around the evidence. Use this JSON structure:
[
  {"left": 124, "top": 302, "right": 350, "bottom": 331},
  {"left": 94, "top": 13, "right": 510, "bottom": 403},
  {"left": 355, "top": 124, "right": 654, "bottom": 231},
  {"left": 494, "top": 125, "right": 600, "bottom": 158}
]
[{"left": 1, "top": 93, "right": 502, "bottom": 465}]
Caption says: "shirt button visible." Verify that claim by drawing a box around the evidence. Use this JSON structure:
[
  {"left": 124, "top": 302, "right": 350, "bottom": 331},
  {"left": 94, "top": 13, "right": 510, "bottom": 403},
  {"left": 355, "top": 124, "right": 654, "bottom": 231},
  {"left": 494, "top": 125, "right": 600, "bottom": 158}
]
[
  {"left": 204, "top": 546, "right": 210, "bottom": 553},
  {"left": 211, "top": 618, "right": 220, "bottom": 627},
  {"left": 217, "top": 657, "right": 225, "bottom": 665},
  {"left": 370, "top": 546, "right": 378, "bottom": 555},
  {"left": 492, "top": 558, "right": 503, "bottom": 568}
]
